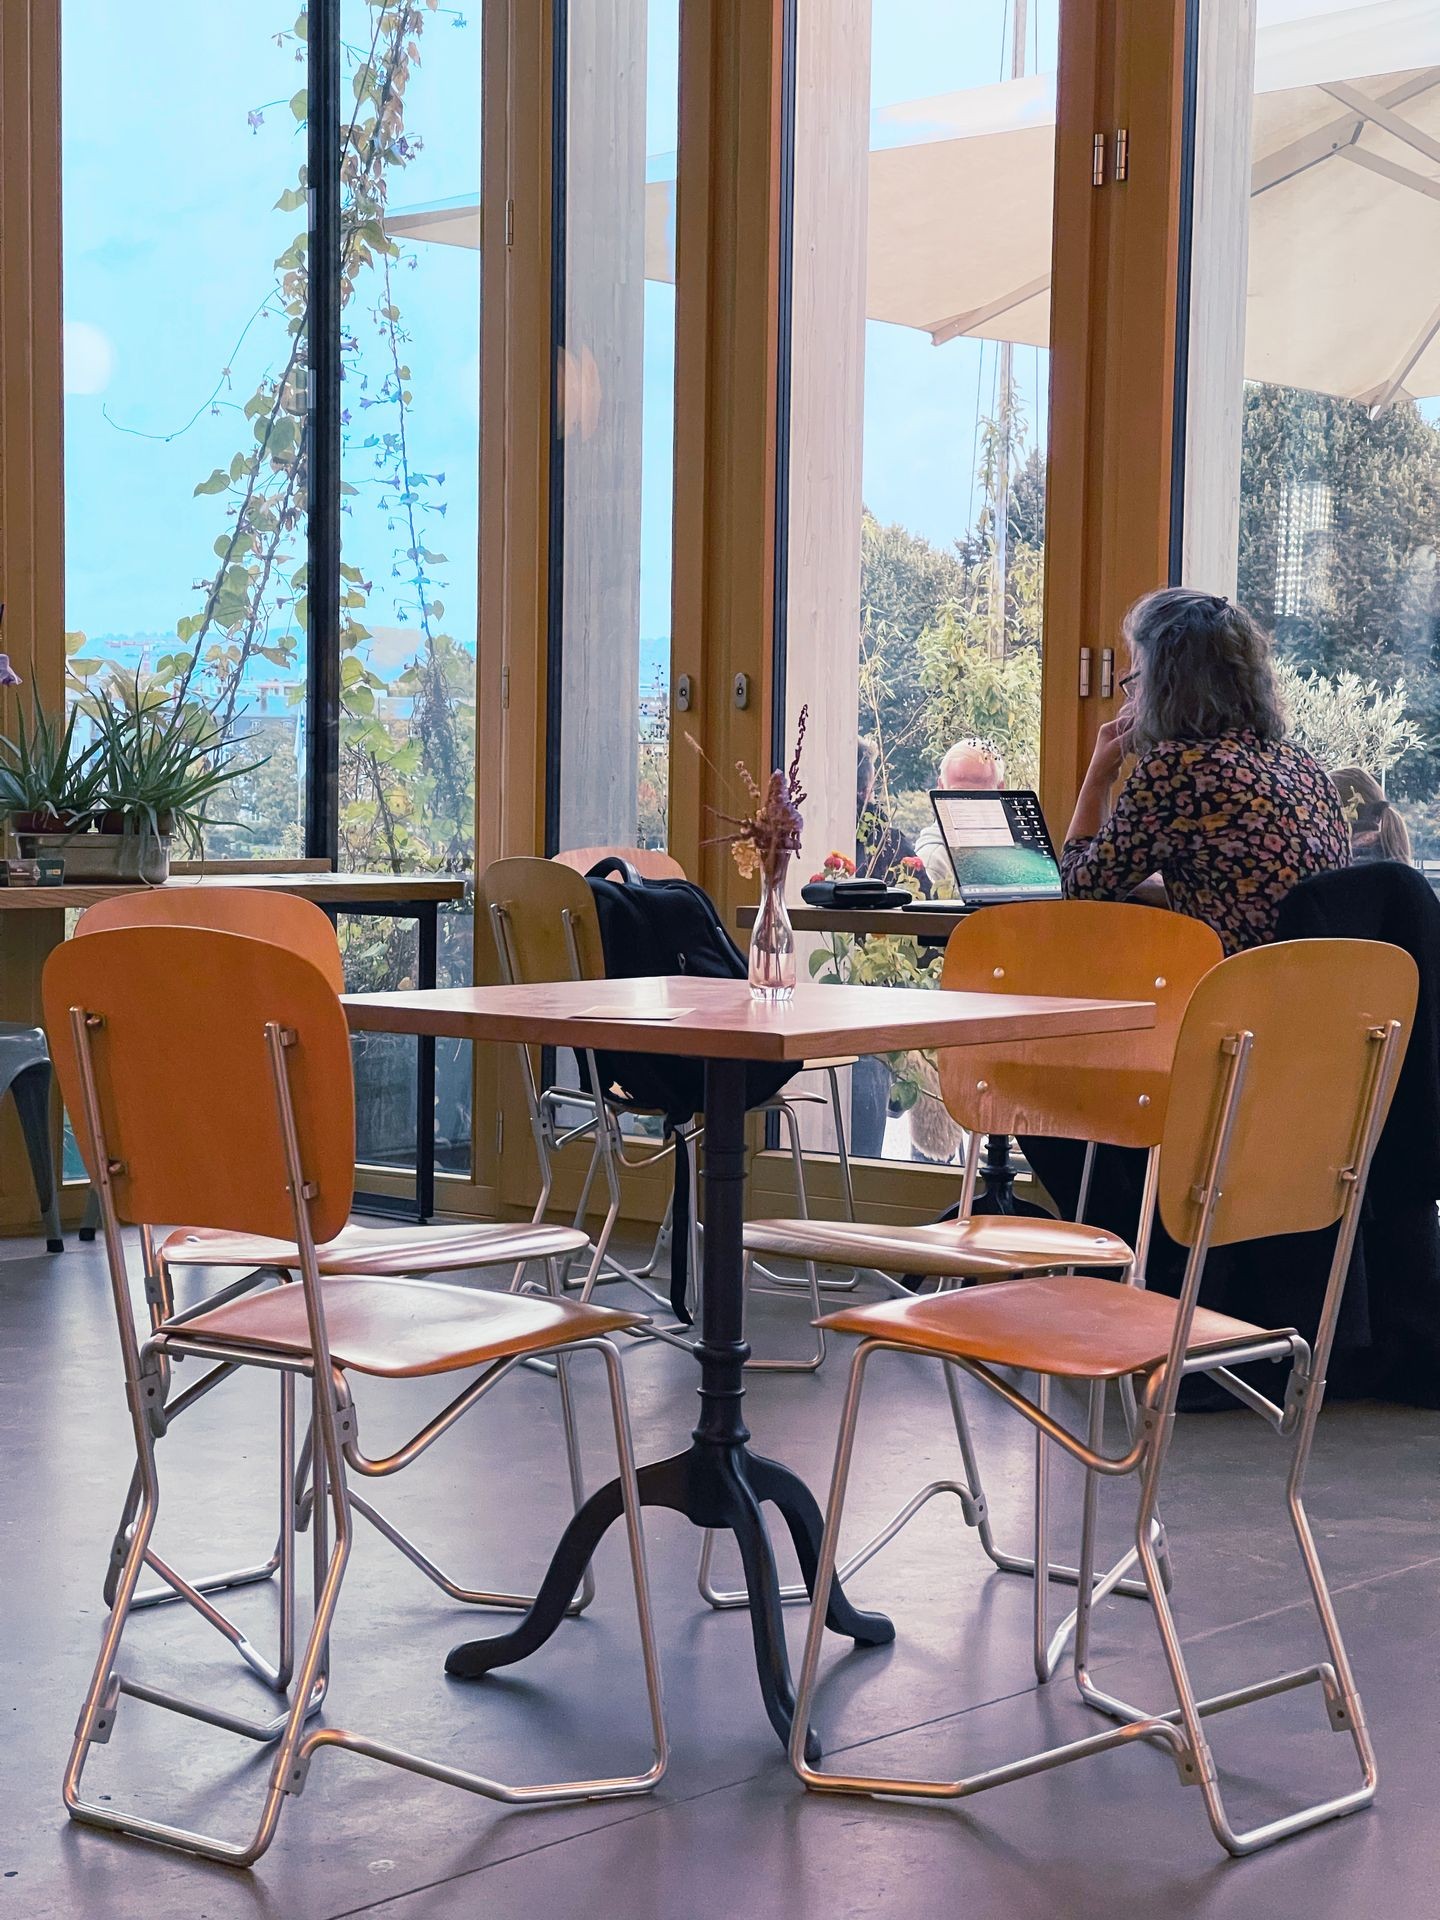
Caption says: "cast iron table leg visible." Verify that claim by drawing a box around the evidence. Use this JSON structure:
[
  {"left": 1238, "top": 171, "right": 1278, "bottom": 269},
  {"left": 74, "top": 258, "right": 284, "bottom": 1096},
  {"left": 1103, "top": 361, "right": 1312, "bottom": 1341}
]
[
  {"left": 980, "top": 1131, "right": 1018, "bottom": 1212},
  {"left": 444, "top": 1055, "right": 894, "bottom": 1752}
]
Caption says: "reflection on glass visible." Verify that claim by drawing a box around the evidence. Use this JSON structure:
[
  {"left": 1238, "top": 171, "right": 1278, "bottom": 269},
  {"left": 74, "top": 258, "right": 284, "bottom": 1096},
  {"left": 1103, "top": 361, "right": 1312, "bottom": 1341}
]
[
  {"left": 61, "top": 4, "right": 310, "bottom": 851},
  {"left": 788, "top": 0, "right": 1059, "bottom": 1163},
  {"left": 1189, "top": 3, "right": 1440, "bottom": 860}
]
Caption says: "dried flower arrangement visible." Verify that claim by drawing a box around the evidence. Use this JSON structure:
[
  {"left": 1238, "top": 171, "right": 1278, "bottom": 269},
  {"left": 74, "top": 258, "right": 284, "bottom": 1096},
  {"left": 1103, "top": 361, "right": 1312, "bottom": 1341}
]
[{"left": 688, "top": 704, "right": 809, "bottom": 884}]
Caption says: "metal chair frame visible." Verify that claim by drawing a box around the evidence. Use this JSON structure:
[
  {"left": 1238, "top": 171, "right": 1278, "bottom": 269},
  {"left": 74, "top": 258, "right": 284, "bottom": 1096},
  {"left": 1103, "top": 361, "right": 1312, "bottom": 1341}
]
[
  {"left": 720, "top": 903, "right": 1220, "bottom": 1654},
  {"left": 75, "top": 889, "right": 602, "bottom": 1625},
  {"left": 790, "top": 981, "right": 1404, "bottom": 1856},
  {"left": 703, "top": 1137, "right": 1168, "bottom": 1668},
  {"left": 59, "top": 965, "right": 666, "bottom": 1868}
]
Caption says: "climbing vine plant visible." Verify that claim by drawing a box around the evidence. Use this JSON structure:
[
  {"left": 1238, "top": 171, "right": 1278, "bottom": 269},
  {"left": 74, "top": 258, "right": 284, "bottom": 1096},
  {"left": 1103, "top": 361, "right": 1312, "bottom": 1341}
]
[{"left": 67, "top": 0, "right": 476, "bottom": 880}]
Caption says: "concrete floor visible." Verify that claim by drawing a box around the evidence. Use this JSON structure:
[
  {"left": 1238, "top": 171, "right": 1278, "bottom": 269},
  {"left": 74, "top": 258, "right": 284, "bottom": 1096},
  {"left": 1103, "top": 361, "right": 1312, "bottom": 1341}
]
[{"left": 3, "top": 1230, "right": 1439, "bottom": 1920}]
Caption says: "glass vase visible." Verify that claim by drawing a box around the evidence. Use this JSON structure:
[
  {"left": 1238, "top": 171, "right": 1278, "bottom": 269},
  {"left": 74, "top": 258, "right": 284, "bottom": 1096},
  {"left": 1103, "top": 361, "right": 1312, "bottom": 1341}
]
[{"left": 749, "top": 855, "right": 796, "bottom": 1001}]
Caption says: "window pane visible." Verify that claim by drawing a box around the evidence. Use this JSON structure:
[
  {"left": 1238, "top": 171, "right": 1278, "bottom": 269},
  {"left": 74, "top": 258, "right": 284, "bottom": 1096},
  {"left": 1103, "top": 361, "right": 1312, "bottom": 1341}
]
[
  {"left": 784, "top": 0, "right": 1060, "bottom": 1162},
  {"left": 551, "top": 0, "right": 679, "bottom": 856},
  {"left": 1184, "top": 3, "right": 1440, "bottom": 863},
  {"left": 62, "top": 3, "right": 309, "bottom": 853},
  {"left": 338, "top": 0, "right": 482, "bottom": 1173}
]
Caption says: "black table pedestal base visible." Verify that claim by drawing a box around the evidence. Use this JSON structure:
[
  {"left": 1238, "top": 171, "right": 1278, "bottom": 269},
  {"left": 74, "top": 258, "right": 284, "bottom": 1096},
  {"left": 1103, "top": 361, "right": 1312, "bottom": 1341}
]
[
  {"left": 444, "top": 1054, "right": 894, "bottom": 1755},
  {"left": 444, "top": 1441, "right": 893, "bottom": 1757}
]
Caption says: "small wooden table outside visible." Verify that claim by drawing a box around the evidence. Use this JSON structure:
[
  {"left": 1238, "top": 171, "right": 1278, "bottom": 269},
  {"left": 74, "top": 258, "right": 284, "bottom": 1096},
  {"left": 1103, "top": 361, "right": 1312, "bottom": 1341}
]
[{"left": 343, "top": 974, "right": 1155, "bottom": 1755}]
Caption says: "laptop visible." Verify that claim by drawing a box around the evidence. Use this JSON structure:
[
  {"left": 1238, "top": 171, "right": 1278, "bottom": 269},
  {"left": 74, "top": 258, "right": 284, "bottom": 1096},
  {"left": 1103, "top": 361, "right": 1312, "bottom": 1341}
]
[{"left": 927, "top": 788, "right": 1063, "bottom": 907}]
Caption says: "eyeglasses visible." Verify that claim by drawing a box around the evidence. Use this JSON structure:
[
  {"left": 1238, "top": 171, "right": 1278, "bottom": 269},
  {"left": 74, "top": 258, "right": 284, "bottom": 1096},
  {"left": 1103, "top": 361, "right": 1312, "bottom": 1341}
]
[{"left": 1119, "top": 669, "right": 1141, "bottom": 695}]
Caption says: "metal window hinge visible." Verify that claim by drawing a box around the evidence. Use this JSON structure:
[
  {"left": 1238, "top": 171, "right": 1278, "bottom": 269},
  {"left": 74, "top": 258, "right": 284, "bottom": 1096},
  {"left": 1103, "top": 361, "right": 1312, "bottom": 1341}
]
[
  {"left": 1092, "top": 132, "right": 1106, "bottom": 187},
  {"left": 1099, "top": 647, "right": 1114, "bottom": 699},
  {"left": 1114, "top": 127, "right": 1130, "bottom": 181},
  {"left": 500, "top": 664, "right": 510, "bottom": 710},
  {"left": 495, "top": 1109, "right": 504, "bottom": 1158},
  {"left": 504, "top": 197, "right": 515, "bottom": 248},
  {"left": 1079, "top": 646, "right": 1092, "bottom": 697}
]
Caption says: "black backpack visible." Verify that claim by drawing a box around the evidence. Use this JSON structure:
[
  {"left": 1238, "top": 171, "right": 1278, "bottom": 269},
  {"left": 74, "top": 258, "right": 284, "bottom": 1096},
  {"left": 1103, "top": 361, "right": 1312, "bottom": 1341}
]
[{"left": 579, "top": 857, "right": 801, "bottom": 1320}]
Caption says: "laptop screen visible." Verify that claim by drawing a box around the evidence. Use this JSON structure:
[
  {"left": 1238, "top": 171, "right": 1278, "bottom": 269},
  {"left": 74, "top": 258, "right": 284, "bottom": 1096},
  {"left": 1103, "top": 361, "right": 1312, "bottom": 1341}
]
[{"left": 930, "top": 790, "right": 1062, "bottom": 902}]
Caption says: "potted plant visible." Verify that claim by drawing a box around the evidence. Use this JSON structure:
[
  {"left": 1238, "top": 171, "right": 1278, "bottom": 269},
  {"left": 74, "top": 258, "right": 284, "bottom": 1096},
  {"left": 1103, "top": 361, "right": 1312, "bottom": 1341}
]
[
  {"left": 1, "top": 686, "right": 259, "bottom": 884},
  {"left": 0, "top": 701, "right": 108, "bottom": 837},
  {"left": 86, "top": 684, "right": 261, "bottom": 883}
]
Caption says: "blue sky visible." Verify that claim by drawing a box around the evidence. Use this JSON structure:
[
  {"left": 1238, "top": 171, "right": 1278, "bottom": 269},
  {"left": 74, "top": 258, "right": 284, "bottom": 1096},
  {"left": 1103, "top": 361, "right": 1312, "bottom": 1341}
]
[
  {"left": 61, "top": 1, "right": 1060, "bottom": 685},
  {"left": 63, "top": 2, "right": 1425, "bottom": 702}
]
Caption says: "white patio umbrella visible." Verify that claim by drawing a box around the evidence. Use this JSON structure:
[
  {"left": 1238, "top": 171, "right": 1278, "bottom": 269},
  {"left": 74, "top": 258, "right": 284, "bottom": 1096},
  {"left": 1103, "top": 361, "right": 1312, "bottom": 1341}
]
[{"left": 386, "top": 1, "right": 1440, "bottom": 408}]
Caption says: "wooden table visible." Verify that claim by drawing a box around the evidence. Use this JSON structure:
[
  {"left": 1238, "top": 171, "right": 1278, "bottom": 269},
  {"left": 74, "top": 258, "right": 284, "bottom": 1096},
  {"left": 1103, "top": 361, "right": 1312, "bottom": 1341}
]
[
  {"left": 344, "top": 975, "right": 1155, "bottom": 1753},
  {"left": 3, "top": 871, "right": 467, "bottom": 1226}
]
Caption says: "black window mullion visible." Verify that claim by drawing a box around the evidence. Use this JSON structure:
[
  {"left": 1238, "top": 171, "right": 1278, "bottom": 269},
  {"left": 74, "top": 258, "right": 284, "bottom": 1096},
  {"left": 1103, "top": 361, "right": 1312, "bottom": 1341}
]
[{"left": 306, "top": 0, "right": 342, "bottom": 861}]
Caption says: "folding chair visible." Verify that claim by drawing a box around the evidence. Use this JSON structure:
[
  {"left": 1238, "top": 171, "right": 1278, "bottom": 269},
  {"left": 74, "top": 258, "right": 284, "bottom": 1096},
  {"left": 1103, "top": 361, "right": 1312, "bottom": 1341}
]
[
  {"left": 715, "top": 901, "right": 1221, "bottom": 1666},
  {"left": 49, "top": 924, "right": 666, "bottom": 1866},
  {"left": 791, "top": 937, "right": 1414, "bottom": 1857},
  {"left": 73, "top": 887, "right": 599, "bottom": 1626}
]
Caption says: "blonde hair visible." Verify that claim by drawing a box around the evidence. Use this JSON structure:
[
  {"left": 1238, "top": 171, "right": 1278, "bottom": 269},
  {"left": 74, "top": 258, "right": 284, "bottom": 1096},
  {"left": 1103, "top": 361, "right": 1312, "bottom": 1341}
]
[{"left": 1331, "top": 765, "right": 1414, "bottom": 865}]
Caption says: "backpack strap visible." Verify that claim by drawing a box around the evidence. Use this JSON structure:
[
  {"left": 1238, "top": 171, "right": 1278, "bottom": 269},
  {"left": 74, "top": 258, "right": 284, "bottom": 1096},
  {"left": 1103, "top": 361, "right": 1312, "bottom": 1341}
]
[{"left": 586, "top": 855, "right": 644, "bottom": 886}]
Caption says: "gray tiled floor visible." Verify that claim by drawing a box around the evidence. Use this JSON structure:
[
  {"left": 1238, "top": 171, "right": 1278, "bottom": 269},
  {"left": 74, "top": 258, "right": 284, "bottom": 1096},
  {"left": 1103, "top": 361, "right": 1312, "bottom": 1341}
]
[{"left": 3, "top": 1231, "right": 1439, "bottom": 1919}]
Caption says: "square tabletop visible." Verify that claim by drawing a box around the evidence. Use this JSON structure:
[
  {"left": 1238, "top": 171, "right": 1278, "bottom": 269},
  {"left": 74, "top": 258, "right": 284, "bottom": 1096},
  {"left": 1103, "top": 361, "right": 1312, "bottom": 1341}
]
[{"left": 343, "top": 975, "right": 1155, "bottom": 1062}]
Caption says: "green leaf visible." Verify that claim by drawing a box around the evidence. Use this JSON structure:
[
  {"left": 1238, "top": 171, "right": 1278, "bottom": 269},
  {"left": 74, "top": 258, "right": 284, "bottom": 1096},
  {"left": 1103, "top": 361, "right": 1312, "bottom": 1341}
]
[
  {"left": 194, "top": 468, "right": 230, "bottom": 497},
  {"left": 274, "top": 186, "right": 307, "bottom": 213},
  {"left": 289, "top": 88, "right": 308, "bottom": 123}
]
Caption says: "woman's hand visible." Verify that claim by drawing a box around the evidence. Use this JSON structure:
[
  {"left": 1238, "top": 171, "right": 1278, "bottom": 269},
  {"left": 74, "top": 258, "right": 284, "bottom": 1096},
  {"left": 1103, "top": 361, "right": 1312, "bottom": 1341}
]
[
  {"left": 1065, "top": 700, "right": 1137, "bottom": 843},
  {"left": 1089, "top": 702, "right": 1137, "bottom": 784}
]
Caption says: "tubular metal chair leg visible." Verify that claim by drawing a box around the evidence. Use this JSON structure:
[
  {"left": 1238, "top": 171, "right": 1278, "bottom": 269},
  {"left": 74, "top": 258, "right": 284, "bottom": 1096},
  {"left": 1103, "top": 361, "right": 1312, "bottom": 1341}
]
[
  {"left": 289, "top": 1341, "right": 667, "bottom": 1829},
  {"left": 65, "top": 1375, "right": 337, "bottom": 1866},
  {"left": 1073, "top": 1382, "right": 1378, "bottom": 1855}
]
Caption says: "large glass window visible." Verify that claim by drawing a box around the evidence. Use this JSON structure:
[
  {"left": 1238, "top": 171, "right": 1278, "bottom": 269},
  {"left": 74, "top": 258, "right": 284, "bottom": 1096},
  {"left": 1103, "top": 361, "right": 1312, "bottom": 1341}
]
[
  {"left": 61, "top": 0, "right": 482, "bottom": 1185},
  {"left": 336, "top": 0, "right": 481, "bottom": 1173},
  {"left": 62, "top": 3, "right": 310, "bottom": 852},
  {"left": 782, "top": 0, "right": 1060, "bottom": 1162},
  {"left": 1183, "top": 2, "right": 1440, "bottom": 858},
  {"left": 549, "top": 0, "right": 680, "bottom": 858}
]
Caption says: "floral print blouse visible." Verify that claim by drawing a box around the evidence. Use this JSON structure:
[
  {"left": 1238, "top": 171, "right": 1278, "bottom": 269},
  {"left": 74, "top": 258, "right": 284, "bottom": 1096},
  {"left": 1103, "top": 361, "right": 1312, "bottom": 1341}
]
[{"left": 1060, "top": 729, "right": 1350, "bottom": 955}]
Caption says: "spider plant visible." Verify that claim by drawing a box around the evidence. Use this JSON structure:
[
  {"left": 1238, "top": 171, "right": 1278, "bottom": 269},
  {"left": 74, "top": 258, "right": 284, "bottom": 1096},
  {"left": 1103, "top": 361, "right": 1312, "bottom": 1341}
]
[
  {"left": 90, "top": 683, "right": 263, "bottom": 857},
  {"left": 0, "top": 699, "right": 107, "bottom": 830}
]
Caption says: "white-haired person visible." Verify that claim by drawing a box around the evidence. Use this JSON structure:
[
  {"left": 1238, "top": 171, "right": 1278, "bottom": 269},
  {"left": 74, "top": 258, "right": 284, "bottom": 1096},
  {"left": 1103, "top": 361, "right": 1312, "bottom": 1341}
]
[{"left": 914, "top": 738, "right": 1006, "bottom": 892}]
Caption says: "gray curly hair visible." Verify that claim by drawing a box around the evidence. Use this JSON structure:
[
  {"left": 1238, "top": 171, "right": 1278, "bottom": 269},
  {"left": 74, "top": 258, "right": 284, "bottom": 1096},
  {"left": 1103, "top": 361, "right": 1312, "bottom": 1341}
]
[{"left": 1123, "top": 587, "right": 1284, "bottom": 749}]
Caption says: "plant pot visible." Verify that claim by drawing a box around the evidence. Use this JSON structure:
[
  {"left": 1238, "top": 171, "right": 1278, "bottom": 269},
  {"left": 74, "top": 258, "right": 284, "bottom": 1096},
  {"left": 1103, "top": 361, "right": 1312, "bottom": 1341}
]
[
  {"left": 9, "top": 810, "right": 78, "bottom": 836},
  {"left": 97, "top": 808, "right": 174, "bottom": 837},
  {"left": 17, "top": 827, "right": 171, "bottom": 885}
]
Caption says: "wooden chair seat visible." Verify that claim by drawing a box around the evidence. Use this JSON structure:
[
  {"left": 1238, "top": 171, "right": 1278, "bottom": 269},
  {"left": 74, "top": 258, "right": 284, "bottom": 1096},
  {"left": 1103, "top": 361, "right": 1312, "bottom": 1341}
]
[
  {"left": 743, "top": 1214, "right": 1134, "bottom": 1281},
  {"left": 158, "top": 1220, "right": 590, "bottom": 1278},
  {"left": 163, "top": 1275, "right": 644, "bottom": 1379},
  {"left": 817, "top": 1272, "right": 1266, "bottom": 1380}
]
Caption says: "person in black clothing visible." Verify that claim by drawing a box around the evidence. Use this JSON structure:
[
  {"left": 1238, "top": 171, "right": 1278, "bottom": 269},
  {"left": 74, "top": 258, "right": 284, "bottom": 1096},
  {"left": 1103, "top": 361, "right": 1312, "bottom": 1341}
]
[{"left": 855, "top": 737, "right": 932, "bottom": 893}]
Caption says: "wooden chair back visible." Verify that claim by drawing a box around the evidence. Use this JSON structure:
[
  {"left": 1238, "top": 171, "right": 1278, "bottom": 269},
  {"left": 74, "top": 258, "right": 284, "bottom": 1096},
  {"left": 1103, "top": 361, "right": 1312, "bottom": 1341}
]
[
  {"left": 936, "top": 902, "right": 1223, "bottom": 1146},
  {"left": 553, "top": 845, "right": 687, "bottom": 881},
  {"left": 74, "top": 888, "right": 345, "bottom": 993},
  {"left": 1159, "top": 938, "right": 1416, "bottom": 1249},
  {"left": 478, "top": 856, "right": 605, "bottom": 984},
  {"left": 44, "top": 927, "right": 355, "bottom": 1244}
]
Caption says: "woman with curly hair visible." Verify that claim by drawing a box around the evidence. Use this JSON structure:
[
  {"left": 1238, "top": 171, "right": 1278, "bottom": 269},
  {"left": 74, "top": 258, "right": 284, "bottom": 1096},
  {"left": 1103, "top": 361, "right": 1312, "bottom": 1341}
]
[{"left": 1061, "top": 587, "right": 1350, "bottom": 953}]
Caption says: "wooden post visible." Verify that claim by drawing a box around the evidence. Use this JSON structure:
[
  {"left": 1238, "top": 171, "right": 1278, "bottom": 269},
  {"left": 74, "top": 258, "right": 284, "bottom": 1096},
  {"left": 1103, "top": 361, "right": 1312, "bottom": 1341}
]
[
  {"left": 555, "top": 0, "right": 649, "bottom": 852},
  {"left": 1179, "top": 0, "right": 1257, "bottom": 595},
  {"left": 0, "top": 0, "right": 69, "bottom": 1235}
]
